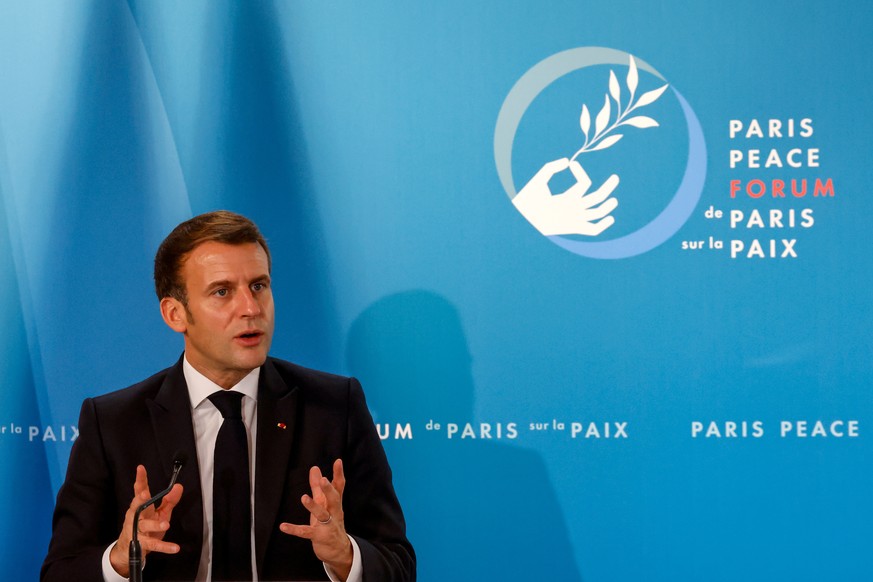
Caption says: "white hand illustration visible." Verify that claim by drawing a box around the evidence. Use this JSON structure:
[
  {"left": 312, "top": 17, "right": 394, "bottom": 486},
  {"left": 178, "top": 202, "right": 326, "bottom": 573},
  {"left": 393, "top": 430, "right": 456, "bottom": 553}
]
[{"left": 512, "top": 158, "right": 619, "bottom": 236}]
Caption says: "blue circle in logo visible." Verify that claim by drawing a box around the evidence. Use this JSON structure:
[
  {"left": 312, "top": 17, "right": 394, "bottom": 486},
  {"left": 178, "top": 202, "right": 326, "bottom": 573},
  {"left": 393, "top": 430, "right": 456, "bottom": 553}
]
[{"left": 495, "top": 47, "right": 707, "bottom": 259}]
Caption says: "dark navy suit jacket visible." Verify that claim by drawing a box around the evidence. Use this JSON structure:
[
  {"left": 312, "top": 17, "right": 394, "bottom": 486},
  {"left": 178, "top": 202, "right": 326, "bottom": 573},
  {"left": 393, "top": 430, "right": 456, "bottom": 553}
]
[{"left": 41, "top": 357, "right": 415, "bottom": 581}]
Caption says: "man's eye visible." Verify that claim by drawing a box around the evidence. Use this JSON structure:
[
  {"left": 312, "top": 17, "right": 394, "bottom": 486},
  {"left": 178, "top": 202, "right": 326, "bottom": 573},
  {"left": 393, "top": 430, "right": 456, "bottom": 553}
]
[
  {"left": 252, "top": 283, "right": 266, "bottom": 292},
  {"left": 214, "top": 289, "right": 228, "bottom": 297}
]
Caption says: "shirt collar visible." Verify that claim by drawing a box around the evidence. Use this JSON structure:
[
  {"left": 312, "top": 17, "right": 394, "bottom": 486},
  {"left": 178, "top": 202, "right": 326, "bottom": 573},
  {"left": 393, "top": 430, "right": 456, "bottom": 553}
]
[{"left": 183, "top": 354, "right": 260, "bottom": 409}]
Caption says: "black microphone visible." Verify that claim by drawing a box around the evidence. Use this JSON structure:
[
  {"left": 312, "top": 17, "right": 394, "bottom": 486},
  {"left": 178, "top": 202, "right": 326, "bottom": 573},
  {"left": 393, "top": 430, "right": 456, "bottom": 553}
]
[{"left": 129, "top": 451, "right": 187, "bottom": 582}]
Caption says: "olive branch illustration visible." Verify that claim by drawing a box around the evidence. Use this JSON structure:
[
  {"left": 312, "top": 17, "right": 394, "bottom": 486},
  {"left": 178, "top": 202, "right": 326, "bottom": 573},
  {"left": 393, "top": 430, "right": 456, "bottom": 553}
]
[{"left": 570, "top": 55, "right": 669, "bottom": 161}]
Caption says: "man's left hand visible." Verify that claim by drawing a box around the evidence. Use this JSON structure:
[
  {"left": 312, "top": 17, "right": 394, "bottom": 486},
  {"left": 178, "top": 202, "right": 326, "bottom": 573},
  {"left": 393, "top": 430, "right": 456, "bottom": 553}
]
[{"left": 280, "top": 459, "right": 353, "bottom": 581}]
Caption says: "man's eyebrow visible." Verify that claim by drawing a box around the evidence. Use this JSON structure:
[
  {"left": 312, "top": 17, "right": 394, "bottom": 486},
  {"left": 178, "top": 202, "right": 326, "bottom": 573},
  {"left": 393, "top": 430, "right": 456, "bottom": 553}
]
[
  {"left": 205, "top": 278, "right": 233, "bottom": 290},
  {"left": 205, "top": 274, "right": 270, "bottom": 289}
]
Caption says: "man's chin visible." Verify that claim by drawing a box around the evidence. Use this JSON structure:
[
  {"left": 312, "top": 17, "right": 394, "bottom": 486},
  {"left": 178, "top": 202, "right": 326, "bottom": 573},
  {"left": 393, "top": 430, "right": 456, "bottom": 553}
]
[{"left": 235, "top": 348, "right": 270, "bottom": 370}]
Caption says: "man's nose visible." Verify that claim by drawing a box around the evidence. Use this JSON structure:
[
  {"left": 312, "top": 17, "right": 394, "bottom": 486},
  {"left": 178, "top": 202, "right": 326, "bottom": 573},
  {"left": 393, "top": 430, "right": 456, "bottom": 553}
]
[{"left": 238, "top": 289, "right": 261, "bottom": 316}]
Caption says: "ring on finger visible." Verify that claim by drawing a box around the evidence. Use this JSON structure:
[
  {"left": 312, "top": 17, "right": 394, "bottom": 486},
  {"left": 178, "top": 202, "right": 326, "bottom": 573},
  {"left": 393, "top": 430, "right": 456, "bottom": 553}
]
[{"left": 317, "top": 514, "right": 332, "bottom": 525}]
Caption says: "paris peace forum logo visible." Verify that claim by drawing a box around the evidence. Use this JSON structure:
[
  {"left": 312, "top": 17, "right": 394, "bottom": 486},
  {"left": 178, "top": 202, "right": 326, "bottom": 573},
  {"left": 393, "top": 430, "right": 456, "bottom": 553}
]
[{"left": 495, "top": 47, "right": 707, "bottom": 259}]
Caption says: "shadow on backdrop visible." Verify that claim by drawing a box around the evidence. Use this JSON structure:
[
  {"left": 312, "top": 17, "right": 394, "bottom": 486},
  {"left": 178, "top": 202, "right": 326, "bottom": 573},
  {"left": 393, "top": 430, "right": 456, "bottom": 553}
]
[
  {"left": 347, "top": 290, "right": 583, "bottom": 582},
  {"left": 185, "top": 1, "right": 340, "bottom": 370},
  {"left": 46, "top": 0, "right": 177, "bottom": 386},
  {"left": 0, "top": 122, "right": 53, "bottom": 579}
]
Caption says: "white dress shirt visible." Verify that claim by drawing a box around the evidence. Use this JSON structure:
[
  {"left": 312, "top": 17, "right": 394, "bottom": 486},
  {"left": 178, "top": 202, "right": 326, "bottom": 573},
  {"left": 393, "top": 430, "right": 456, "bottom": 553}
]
[{"left": 102, "top": 355, "right": 361, "bottom": 581}]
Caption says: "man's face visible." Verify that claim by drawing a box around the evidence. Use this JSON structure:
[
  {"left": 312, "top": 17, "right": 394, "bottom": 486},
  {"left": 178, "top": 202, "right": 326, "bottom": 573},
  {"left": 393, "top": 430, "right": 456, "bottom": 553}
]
[{"left": 165, "top": 240, "right": 274, "bottom": 388}]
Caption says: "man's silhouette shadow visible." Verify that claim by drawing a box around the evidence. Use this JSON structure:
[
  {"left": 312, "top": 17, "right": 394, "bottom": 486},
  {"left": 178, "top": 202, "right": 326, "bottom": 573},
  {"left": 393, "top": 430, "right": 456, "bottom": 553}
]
[{"left": 347, "top": 290, "right": 583, "bottom": 581}]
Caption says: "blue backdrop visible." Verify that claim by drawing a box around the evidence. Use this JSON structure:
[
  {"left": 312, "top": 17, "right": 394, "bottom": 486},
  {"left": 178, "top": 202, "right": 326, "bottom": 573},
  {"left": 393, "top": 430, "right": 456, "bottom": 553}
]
[{"left": 1, "top": 1, "right": 870, "bottom": 580}]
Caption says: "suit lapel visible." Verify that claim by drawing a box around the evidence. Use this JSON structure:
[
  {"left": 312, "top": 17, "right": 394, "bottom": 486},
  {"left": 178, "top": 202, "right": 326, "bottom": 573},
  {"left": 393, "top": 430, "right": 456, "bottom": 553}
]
[
  {"left": 147, "top": 359, "right": 204, "bottom": 580},
  {"left": 254, "top": 358, "right": 299, "bottom": 573}
]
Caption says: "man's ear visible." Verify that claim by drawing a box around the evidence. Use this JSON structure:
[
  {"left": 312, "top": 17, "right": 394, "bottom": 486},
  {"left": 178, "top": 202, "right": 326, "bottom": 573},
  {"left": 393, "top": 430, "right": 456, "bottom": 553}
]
[{"left": 160, "top": 297, "right": 189, "bottom": 333}]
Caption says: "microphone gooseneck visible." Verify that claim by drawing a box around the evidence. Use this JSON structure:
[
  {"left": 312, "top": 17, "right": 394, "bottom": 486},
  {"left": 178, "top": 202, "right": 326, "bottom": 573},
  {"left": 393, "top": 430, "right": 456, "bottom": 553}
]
[{"left": 129, "top": 452, "right": 187, "bottom": 582}]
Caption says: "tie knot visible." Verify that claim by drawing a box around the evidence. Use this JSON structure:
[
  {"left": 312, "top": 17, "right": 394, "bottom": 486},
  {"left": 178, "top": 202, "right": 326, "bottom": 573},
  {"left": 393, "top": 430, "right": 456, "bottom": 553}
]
[{"left": 208, "top": 390, "right": 244, "bottom": 419}]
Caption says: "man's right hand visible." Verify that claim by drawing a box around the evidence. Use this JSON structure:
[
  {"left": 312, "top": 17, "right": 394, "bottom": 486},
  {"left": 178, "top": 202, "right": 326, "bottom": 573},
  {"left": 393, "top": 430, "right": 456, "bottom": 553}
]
[{"left": 108, "top": 465, "right": 183, "bottom": 577}]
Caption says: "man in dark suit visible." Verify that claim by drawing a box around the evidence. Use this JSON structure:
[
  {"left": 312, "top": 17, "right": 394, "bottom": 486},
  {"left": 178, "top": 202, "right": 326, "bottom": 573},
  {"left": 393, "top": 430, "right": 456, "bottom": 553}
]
[{"left": 41, "top": 211, "right": 415, "bottom": 581}]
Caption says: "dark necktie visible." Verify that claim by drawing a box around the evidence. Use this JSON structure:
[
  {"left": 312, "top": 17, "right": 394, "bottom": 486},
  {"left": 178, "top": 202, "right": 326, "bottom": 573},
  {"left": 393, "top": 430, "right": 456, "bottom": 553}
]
[{"left": 208, "top": 390, "right": 253, "bottom": 581}]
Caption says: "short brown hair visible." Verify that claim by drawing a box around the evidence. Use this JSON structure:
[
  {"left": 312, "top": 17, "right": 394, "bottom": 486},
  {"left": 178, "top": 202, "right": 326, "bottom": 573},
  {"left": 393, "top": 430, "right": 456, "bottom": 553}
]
[{"left": 154, "top": 210, "right": 271, "bottom": 302}]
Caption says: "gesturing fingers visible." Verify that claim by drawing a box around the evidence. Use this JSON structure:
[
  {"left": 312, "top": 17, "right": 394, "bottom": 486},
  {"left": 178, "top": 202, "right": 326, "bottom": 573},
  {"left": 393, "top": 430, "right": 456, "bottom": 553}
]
[
  {"left": 279, "top": 462, "right": 352, "bottom": 570},
  {"left": 331, "top": 459, "right": 346, "bottom": 498},
  {"left": 279, "top": 521, "right": 315, "bottom": 539},
  {"left": 136, "top": 515, "right": 171, "bottom": 536},
  {"left": 280, "top": 460, "right": 348, "bottom": 540},
  {"left": 133, "top": 465, "right": 152, "bottom": 502},
  {"left": 111, "top": 465, "right": 182, "bottom": 575},
  {"left": 155, "top": 483, "right": 184, "bottom": 519},
  {"left": 126, "top": 486, "right": 149, "bottom": 516},
  {"left": 300, "top": 491, "right": 332, "bottom": 523},
  {"left": 133, "top": 472, "right": 183, "bottom": 548},
  {"left": 311, "top": 460, "right": 345, "bottom": 520},
  {"left": 123, "top": 473, "right": 153, "bottom": 538},
  {"left": 308, "top": 465, "right": 328, "bottom": 508},
  {"left": 138, "top": 534, "right": 181, "bottom": 555},
  {"left": 278, "top": 491, "right": 333, "bottom": 541}
]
